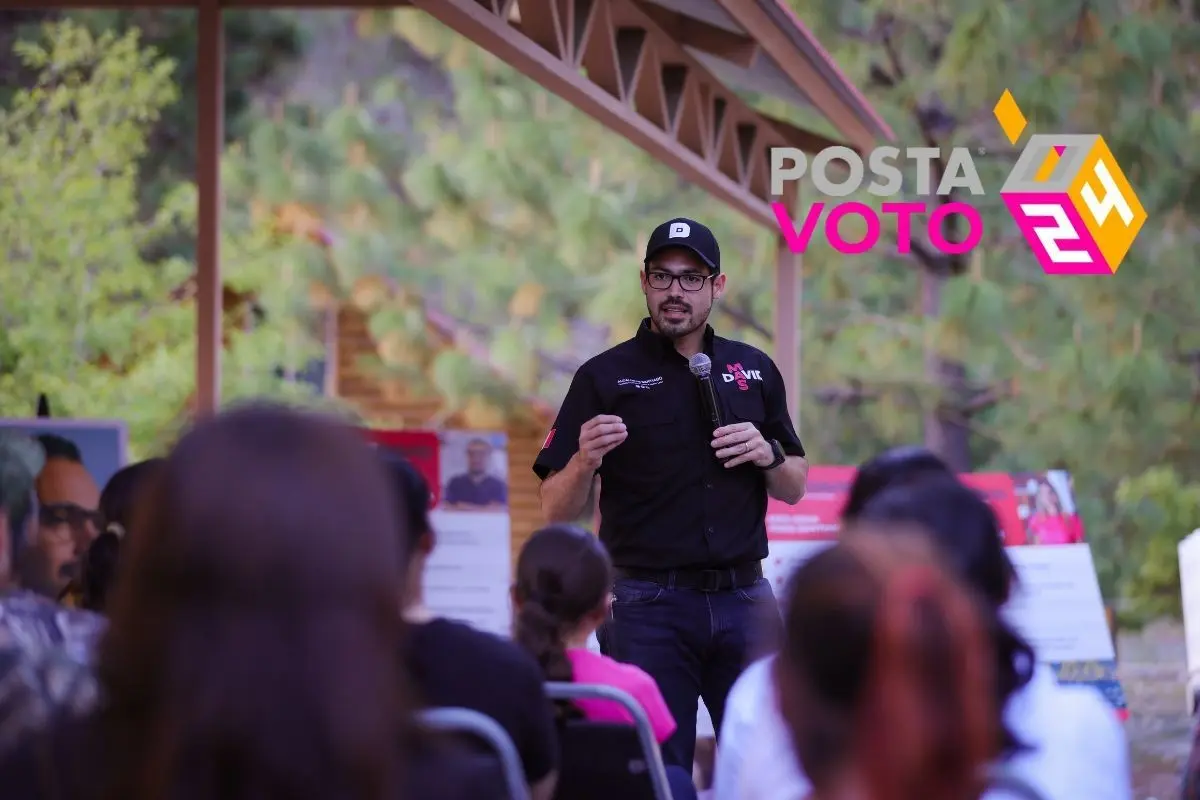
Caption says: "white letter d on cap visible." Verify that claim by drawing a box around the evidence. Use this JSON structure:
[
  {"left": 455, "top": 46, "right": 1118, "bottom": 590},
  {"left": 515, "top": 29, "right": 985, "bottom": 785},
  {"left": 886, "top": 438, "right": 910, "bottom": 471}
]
[{"left": 668, "top": 222, "right": 690, "bottom": 238}]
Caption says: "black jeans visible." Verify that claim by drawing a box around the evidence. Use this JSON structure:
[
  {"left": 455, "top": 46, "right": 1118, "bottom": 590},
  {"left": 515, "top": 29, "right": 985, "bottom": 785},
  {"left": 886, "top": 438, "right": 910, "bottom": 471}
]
[{"left": 598, "top": 575, "right": 781, "bottom": 770}]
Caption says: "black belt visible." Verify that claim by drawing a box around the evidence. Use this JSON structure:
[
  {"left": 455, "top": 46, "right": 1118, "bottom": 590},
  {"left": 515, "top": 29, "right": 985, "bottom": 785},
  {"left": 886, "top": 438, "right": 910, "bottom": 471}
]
[{"left": 616, "top": 562, "right": 762, "bottom": 592}]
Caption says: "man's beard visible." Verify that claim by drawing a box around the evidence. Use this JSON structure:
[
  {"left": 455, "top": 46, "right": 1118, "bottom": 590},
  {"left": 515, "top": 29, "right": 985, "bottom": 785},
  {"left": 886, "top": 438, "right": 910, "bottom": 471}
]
[{"left": 648, "top": 296, "right": 707, "bottom": 339}]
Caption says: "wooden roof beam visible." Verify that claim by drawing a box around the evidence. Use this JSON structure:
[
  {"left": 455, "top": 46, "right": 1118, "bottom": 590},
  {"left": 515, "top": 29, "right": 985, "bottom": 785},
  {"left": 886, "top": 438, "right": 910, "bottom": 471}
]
[
  {"left": 763, "top": 112, "right": 858, "bottom": 156},
  {"left": 412, "top": 0, "right": 801, "bottom": 227},
  {"left": 636, "top": 3, "right": 759, "bottom": 68},
  {"left": 712, "top": 0, "right": 893, "bottom": 152}
]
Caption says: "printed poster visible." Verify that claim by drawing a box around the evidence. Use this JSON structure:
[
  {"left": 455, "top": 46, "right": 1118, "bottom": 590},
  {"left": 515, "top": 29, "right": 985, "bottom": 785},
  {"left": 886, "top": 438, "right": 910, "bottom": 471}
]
[
  {"left": 367, "top": 428, "right": 512, "bottom": 637},
  {"left": 765, "top": 465, "right": 1126, "bottom": 717},
  {"left": 1179, "top": 529, "right": 1200, "bottom": 712},
  {"left": 0, "top": 418, "right": 128, "bottom": 597},
  {"left": 0, "top": 418, "right": 128, "bottom": 491}
]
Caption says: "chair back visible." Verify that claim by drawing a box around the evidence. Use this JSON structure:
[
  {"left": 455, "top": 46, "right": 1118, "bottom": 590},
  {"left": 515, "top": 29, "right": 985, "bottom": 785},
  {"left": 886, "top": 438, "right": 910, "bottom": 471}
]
[
  {"left": 416, "top": 706, "right": 530, "bottom": 800},
  {"left": 543, "top": 682, "right": 673, "bottom": 800}
]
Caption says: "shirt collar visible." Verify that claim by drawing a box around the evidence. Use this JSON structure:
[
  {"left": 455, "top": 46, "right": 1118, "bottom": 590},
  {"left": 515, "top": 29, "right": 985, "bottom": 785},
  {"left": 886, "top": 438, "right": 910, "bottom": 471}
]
[{"left": 635, "top": 317, "right": 716, "bottom": 362}]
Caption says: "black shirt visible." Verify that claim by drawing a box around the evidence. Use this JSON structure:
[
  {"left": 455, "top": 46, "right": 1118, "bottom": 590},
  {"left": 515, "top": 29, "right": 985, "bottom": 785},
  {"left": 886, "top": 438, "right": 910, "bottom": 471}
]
[
  {"left": 405, "top": 617, "right": 558, "bottom": 785},
  {"left": 443, "top": 473, "right": 508, "bottom": 506},
  {"left": 533, "top": 319, "right": 805, "bottom": 570}
]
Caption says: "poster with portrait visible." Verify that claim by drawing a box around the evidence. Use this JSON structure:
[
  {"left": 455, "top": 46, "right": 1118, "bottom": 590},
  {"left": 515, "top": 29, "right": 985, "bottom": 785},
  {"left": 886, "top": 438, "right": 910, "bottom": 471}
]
[
  {"left": 365, "top": 428, "right": 512, "bottom": 637},
  {"left": 1011, "top": 470, "right": 1085, "bottom": 545},
  {"left": 437, "top": 431, "right": 509, "bottom": 511},
  {"left": 764, "top": 465, "right": 1126, "bottom": 717},
  {"left": 0, "top": 418, "right": 128, "bottom": 597}
]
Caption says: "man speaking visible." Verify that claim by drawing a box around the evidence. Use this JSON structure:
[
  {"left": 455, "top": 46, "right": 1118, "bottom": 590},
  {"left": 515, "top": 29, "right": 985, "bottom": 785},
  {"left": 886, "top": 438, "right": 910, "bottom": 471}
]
[{"left": 532, "top": 217, "right": 808, "bottom": 772}]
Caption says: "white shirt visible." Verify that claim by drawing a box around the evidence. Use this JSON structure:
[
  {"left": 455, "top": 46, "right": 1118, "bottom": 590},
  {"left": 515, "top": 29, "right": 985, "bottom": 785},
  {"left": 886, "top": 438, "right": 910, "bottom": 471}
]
[{"left": 713, "top": 657, "right": 1131, "bottom": 800}]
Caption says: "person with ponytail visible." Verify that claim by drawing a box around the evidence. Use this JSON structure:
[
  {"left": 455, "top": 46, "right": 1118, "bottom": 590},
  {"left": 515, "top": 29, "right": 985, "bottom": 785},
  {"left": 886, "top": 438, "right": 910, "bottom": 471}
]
[
  {"left": 75, "top": 458, "right": 164, "bottom": 613},
  {"left": 513, "top": 524, "right": 697, "bottom": 800},
  {"left": 776, "top": 535, "right": 999, "bottom": 800}
]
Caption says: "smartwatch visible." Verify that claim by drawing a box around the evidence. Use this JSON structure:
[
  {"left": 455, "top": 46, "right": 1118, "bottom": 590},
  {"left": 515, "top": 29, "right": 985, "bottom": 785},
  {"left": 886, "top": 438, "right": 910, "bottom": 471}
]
[{"left": 763, "top": 439, "right": 786, "bottom": 471}]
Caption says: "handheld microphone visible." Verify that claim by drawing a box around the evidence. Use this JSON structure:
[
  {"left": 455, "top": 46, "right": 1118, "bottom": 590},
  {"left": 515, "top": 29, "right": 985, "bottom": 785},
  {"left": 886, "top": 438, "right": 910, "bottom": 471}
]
[{"left": 688, "top": 353, "right": 724, "bottom": 432}]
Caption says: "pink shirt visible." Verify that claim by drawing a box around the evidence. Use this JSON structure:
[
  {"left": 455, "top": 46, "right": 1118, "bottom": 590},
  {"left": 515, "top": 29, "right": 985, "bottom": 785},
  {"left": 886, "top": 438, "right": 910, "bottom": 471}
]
[
  {"left": 566, "top": 649, "right": 677, "bottom": 743},
  {"left": 1029, "top": 513, "right": 1085, "bottom": 545}
]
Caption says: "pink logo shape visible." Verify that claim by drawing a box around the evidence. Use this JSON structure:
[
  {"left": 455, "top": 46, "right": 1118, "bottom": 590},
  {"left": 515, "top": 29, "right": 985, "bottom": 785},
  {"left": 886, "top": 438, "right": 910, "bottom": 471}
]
[
  {"left": 728, "top": 362, "right": 749, "bottom": 391},
  {"left": 1053, "top": 145, "right": 1066, "bottom": 156},
  {"left": 1000, "top": 191, "right": 1109, "bottom": 275}
]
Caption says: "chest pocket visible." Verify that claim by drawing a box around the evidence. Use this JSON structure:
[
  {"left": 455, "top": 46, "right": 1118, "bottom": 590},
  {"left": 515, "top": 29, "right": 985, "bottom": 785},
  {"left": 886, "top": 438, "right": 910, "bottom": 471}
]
[
  {"left": 725, "top": 387, "right": 767, "bottom": 426},
  {"left": 608, "top": 394, "right": 681, "bottom": 473}
]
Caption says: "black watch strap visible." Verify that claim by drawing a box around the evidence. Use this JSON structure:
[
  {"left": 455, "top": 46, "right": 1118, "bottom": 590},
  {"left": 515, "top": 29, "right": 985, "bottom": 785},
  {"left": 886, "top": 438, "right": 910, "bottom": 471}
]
[{"left": 764, "top": 439, "right": 786, "bottom": 470}]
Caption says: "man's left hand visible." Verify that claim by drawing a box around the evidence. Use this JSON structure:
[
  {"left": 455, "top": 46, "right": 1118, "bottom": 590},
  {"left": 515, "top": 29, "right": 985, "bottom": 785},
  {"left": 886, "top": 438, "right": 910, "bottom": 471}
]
[{"left": 712, "top": 423, "right": 772, "bottom": 468}]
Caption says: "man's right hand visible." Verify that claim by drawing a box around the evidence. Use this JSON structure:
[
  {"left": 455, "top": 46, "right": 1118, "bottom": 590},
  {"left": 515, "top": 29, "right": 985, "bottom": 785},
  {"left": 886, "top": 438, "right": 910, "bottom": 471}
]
[{"left": 577, "top": 415, "right": 627, "bottom": 470}]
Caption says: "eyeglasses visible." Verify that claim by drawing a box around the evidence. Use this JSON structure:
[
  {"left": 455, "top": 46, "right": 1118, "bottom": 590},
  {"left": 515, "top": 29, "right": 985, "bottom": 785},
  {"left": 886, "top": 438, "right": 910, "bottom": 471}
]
[{"left": 645, "top": 270, "right": 714, "bottom": 293}]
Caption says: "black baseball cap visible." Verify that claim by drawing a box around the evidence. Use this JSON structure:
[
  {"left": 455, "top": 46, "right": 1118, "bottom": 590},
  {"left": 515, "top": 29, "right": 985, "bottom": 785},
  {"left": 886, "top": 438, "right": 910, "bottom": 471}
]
[{"left": 644, "top": 217, "right": 720, "bottom": 273}]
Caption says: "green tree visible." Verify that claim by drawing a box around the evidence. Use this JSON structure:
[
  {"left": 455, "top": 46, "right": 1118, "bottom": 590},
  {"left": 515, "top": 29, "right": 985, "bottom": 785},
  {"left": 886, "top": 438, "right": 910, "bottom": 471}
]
[
  {"left": 784, "top": 0, "right": 1200, "bottom": 605},
  {"left": 1108, "top": 466, "right": 1200, "bottom": 622},
  {"left": 224, "top": 8, "right": 778, "bottom": 425},
  {"left": 0, "top": 9, "right": 305, "bottom": 226},
  {"left": 0, "top": 21, "right": 318, "bottom": 454}
]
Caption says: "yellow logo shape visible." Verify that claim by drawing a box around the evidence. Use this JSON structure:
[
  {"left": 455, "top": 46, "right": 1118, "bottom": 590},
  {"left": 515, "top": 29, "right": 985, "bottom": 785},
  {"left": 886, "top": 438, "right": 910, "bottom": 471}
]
[{"left": 994, "top": 93, "right": 1146, "bottom": 275}]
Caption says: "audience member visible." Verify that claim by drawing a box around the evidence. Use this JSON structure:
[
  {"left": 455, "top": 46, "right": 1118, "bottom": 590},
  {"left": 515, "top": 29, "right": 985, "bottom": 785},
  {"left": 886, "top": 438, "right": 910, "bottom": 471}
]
[
  {"left": 75, "top": 458, "right": 164, "bottom": 613},
  {"left": 381, "top": 450, "right": 559, "bottom": 800},
  {"left": 513, "top": 523, "right": 697, "bottom": 800},
  {"left": 716, "top": 462, "right": 1130, "bottom": 800},
  {"left": 0, "top": 404, "right": 504, "bottom": 799},
  {"left": 850, "top": 481, "right": 1129, "bottom": 799},
  {"left": 778, "top": 535, "right": 999, "bottom": 800},
  {"left": 715, "top": 446, "right": 952, "bottom": 800},
  {"left": 0, "top": 431, "right": 103, "bottom": 758},
  {"left": 839, "top": 445, "right": 952, "bottom": 521}
]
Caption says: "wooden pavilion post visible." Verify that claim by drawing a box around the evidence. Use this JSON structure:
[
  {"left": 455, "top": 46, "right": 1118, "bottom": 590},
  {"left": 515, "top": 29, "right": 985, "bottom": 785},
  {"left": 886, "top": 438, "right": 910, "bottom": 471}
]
[{"left": 194, "top": 0, "right": 224, "bottom": 416}]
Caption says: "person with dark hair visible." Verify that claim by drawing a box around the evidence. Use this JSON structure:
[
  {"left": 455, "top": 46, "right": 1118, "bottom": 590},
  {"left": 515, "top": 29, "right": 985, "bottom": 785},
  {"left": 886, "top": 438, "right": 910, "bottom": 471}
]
[
  {"left": 715, "top": 446, "right": 953, "bottom": 799},
  {"left": 776, "top": 535, "right": 1000, "bottom": 800},
  {"left": 0, "top": 404, "right": 505, "bottom": 799},
  {"left": 716, "top": 471, "right": 1131, "bottom": 800},
  {"left": 839, "top": 445, "right": 951, "bottom": 521},
  {"left": 381, "top": 451, "right": 560, "bottom": 800},
  {"left": 513, "top": 524, "right": 697, "bottom": 800},
  {"left": 534, "top": 218, "right": 809, "bottom": 775},
  {"left": 73, "top": 459, "right": 164, "bottom": 613}
]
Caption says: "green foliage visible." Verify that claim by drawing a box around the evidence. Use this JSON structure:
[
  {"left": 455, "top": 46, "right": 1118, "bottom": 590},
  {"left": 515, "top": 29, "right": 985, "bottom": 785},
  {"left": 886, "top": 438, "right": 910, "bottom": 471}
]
[
  {"left": 223, "top": 8, "right": 772, "bottom": 409},
  {"left": 7, "top": 4, "right": 1193, "bottom": 617},
  {"left": 787, "top": 0, "right": 1200, "bottom": 610},
  {"left": 1108, "top": 467, "right": 1200, "bottom": 623},
  {"left": 0, "top": 20, "right": 318, "bottom": 455}
]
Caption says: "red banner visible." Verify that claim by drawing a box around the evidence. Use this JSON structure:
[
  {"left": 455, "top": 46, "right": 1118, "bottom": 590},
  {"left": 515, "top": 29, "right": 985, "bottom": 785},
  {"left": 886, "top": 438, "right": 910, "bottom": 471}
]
[
  {"left": 364, "top": 429, "right": 441, "bottom": 508},
  {"left": 767, "top": 466, "right": 1030, "bottom": 545}
]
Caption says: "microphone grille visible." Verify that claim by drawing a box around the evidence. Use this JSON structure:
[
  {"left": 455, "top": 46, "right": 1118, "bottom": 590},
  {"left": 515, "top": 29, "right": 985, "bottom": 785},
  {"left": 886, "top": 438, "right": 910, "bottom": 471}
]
[{"left": 688, "top": 353, "right": 712, "bottom": 378}]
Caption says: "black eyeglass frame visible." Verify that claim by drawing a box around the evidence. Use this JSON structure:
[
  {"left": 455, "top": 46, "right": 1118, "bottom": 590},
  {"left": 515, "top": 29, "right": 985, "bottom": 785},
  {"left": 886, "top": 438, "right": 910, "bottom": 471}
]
[{"left": 644, "top": 269, "right": 716, "bottom": 293}]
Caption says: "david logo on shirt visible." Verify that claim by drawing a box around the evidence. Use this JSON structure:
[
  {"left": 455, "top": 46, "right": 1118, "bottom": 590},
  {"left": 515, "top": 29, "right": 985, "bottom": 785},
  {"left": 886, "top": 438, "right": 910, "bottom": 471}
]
[{"left": 723, "top": 363, "right": 762, "bottom": 391}]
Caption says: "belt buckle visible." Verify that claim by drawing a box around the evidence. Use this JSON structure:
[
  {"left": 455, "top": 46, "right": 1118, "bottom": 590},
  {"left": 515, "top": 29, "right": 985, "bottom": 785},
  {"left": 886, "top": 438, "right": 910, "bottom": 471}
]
[{"left": 699, "top": 569, "right": 724, "bottom": 593}]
